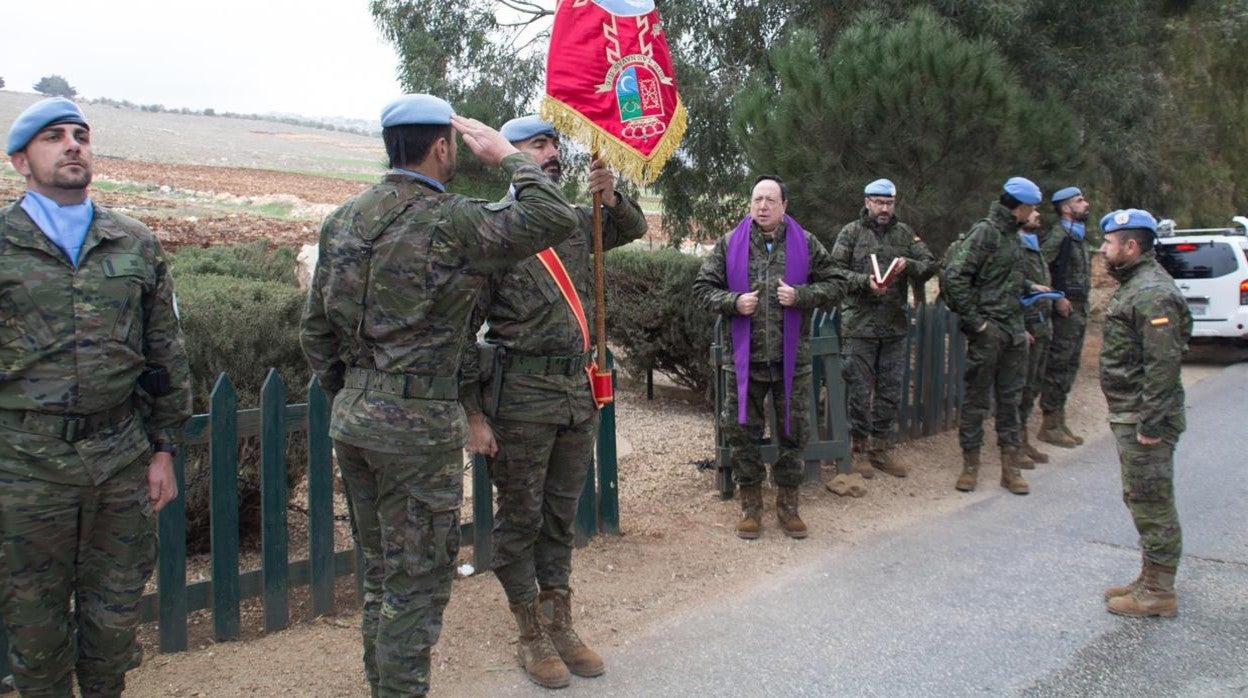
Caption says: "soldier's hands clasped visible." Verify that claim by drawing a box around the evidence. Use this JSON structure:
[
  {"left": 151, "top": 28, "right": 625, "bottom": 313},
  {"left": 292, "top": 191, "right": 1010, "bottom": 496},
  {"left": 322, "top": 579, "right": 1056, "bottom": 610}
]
[
  {"left": 452, "top": 115, "right": 520, "bottom": 167},
  {"left": 777, "top": 280, "right": 798, "bottom": 307},
  {"left": 587, "top": 158, "right": 618, "bottom": 207},
  {"left": 736, "top": 289, "right": 760, "bottom": 315}
]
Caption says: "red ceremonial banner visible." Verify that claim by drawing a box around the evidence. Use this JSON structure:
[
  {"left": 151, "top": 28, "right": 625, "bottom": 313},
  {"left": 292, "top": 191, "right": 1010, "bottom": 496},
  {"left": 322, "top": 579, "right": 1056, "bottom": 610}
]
[{"left": 541, "top": 0, "right": 686, "bottom": 185}]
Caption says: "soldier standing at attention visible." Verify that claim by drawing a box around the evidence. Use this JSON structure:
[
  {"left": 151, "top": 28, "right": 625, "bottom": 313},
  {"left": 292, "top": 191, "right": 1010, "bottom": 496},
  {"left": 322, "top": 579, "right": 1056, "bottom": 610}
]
[
  {"left": 1038, "top": 186, "right": 1093, "bottom": 448},
  {"left": 941, "top": 177, "right": 1048, "bottom": 495},
  {"left": 1098, "top": 209, "right": 1190, "bottom": 618},
  {"left": 692, "top": 175, "right": 843, "bottom": 540},
  {"left": 829, "top": 178, "right": 935, "bottom": 479},
  {"left": 1017, "top": 209, "right": 1053, "bottom": 467},
  {"left": 0, "top": 97, "right": 191, "bottom": 696},
  {"left": 299, "top": 96, "right": 579, "bottom": 698},
  {"left": 459, "top": 116, "right": 647, "bottom": 689}
]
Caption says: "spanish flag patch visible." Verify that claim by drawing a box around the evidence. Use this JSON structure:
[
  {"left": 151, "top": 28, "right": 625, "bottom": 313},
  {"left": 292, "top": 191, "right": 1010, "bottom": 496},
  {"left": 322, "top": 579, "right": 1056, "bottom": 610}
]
[{"left": 1150, "top": 317, "right": 1170, "bottom": 326}]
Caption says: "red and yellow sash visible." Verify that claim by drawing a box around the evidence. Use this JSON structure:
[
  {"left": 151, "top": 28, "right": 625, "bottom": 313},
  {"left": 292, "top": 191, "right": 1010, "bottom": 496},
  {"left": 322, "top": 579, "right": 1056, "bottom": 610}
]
[{"left": 534, "top": 248, "right": 613, "bottom": 407}]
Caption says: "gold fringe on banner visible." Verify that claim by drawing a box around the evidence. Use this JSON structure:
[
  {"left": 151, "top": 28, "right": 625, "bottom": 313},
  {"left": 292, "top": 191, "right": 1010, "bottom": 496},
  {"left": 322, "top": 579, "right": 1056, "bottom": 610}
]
[{"left": 540, "top": 95, "right": 687, "bottom": 186}]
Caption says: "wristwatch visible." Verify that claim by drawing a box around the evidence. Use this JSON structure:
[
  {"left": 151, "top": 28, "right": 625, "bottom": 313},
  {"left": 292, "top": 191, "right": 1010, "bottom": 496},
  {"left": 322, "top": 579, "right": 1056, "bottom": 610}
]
[{"left": 153, "top": 442, "right": 179, "bottom": 458}]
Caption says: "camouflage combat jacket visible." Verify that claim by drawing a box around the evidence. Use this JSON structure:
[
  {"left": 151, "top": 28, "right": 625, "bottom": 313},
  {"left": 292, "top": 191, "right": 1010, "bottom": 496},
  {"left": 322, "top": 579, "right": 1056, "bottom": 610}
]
[
  {"left": 1042, "top": 220, "right": 1091, "bottom": 303},
  {"left": 1100, "top": 251, "right": 1191, "bottom": 441},
  {"left": 1018, "top": 232, "right": 1052, "bottom": 334},
  {"left": 459, "top": 194, "right": 647, "bottom": 425},
  {"left": 940, "top": 202, "right": 1033, "bottom": 340},
  {"left": 300, "top": 153, "right": 579, "bottom": 453},
  {"left": 0, "top": 199, "right": 191, "bottom": 485},
  {"left": 830, "top": 211, "right": 936, "bottom": 338},
  {"left": 692, "top": 218, "right": 844, "bottom": 369}
]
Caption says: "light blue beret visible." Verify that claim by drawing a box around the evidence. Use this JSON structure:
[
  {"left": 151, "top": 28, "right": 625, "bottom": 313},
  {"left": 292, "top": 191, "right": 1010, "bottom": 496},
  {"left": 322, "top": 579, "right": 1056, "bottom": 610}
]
[
  {"left": 1003, "top": 176, "right": 1042, "bottom": 205},
  {"left": 1100, "top": 208, "right": 1157, "bottom": 234},
  {"left": 864, "top": 178, "right": 897, "bottom": 197},
  {"left": 380, "top": 94, "right": 454, "bottom": 128},
  {"left": 500, "top": 115, "right": 556, "bottom": 143},
  {"left": 6, "top": 97, "right": 89, "bottom": 155},
  {"left": 1051, "top": 186, "right": 1082, "bottom": 203}
]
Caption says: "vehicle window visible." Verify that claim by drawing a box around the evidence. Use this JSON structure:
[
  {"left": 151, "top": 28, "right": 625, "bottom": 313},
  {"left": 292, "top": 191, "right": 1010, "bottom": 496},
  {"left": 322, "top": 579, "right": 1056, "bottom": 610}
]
[{"left": 1156, "top": 241, "right": 1239, "bottom": 279}]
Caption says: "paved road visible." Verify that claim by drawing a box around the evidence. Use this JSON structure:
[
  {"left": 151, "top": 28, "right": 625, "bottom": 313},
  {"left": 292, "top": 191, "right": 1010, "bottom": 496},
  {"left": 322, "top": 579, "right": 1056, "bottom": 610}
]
[{"left": 485, "top": 362, "right": 1248, "bottom": 697}]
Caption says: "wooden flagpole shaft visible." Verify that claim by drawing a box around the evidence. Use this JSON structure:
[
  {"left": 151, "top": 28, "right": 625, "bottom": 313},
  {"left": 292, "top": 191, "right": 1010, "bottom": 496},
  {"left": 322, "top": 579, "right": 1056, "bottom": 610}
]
[{"left": 592, "top": 180, "right": 607, "bottom": 367}]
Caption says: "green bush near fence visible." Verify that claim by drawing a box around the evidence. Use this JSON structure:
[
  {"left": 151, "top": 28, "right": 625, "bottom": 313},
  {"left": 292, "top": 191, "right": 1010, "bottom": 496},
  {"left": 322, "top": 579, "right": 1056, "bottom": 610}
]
[
  {"left": 604, "top": 247, "right": 716, "bottom": 402},
  {"left": 171, "top": 240, "right": 298, "bottom": 285}
]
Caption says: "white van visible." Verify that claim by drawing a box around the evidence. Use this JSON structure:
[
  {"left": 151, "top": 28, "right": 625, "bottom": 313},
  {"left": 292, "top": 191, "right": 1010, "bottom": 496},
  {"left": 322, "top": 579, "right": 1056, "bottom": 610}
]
[{"left": 1154, "top": 216, "right": 1248, "bottom": 345}]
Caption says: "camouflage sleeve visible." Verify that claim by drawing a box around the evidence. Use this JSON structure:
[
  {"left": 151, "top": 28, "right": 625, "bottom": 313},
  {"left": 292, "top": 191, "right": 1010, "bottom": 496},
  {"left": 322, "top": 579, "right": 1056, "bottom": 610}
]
[
  {"left": 457, "top": 280, "right": 493, "bottom": 417},
  {"left": 299, "top": 215, "right": 346, "bottom": 396},
  {"left": 904, "top": 231, "right": 937, "bottom": 283},
  {"left": 450, "top": 153, "right": 579, "bottom": 272},
  {"left": 691, "top": 236, "right": 739, "bottom": 315},
  {"left": 1040, "top": 225, "right": 1065, "bottom": 265},
  {"left": 939, "top": 225, "right": 989, "bottom": 331},
  {"left": 795, "top": 234, "right": 847, "bottom": 308},
  {"left": 830, "top": 223, "right": 870, "bottom": 289},
  {"left": 142, "top": 244, "right": 192, "bottom": 446},
  {"left": 600, "top": 193, "right": 649, "bottom": 251},
  {"left": 1135, "top": 291, "right": 1190, "bottom": 439}
]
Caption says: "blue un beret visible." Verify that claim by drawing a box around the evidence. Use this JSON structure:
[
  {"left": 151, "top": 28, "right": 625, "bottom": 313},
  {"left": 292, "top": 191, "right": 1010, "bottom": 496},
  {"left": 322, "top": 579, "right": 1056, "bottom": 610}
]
[
  {"left": 1003, "top": 176, "right": 1042, "bottom": 205},
  {"left": 380, "top": 94, "right": 454, "bottom": 128},
  {"left": 864, "top": 178, "right": 897, "bottom": 197},
  {"left": 1100, "top": 208, "right": 1158, "bottom": 235},
  {"left": 500, "top": 115, "right": 557, "bottom": 143},
  {"left": 1051, "top": 186, "right": 1082, "bottom": 203},
  {"left": 6, "top": 97, "right": 89, "bottom": 155}
]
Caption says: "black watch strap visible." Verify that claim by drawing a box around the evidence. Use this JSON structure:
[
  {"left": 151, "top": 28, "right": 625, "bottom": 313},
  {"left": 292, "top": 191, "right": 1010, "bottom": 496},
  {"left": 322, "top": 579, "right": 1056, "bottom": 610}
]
[{"left": 154, "top": 442, "right": 179, "bottom": 457}]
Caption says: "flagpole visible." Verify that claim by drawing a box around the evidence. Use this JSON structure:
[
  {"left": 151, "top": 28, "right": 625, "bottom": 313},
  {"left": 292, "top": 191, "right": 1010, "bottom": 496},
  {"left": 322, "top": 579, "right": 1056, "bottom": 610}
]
[{"left": 592, "top": 151, "right": 607, "bottom": 374}]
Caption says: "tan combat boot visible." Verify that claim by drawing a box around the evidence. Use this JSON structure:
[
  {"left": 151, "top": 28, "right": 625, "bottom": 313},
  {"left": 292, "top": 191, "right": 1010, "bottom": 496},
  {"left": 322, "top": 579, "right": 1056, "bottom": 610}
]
[
  {"left": 1000, "top": 446, "right": 1030, "bottom": 495},
  {"left": 776, "top": 486, "right": 809, "bottom": 539},
  {"left": 736, "top": 484, "right": 763, "bottom": 539},
  {"left": 1058, "top": 407, "right": 1085, "bottom": 445},
  {"left": 1019, "top": 426, "right": 1049, "bottom": 466},
  {"left": 538, "top": 588, "right": 604, "bottom": 678},
  {"left": 1106, "top": 560, "right": 1178, "bottom": 618},
  {"left": 1038, "top": 411, "right": 1079, "bottom": 448},
  {"left": 868, "top": 436, "right": 907, "bottom": 478},
  {"left": 955, "top": 450, "right": 980, "bottom": 492},
  {"left": 850, "top": 434, "right": 874, "bottom": 478},
  {"left": 510, "top": 599, "right": 571, "bottom": 688},
  {"left": 1104, "top": 555, "right": 1146, "bottom": 601}
]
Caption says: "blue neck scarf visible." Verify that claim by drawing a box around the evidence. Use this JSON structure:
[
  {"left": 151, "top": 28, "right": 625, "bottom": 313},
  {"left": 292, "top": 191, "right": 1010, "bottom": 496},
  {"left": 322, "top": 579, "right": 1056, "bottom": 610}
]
[
  {"left": 1061, "top": 218, "right": 1086, "bottom": 242},
  {"left": 21, "top": 191, "right": 94, "bottom": 267},
  {"left": 393, "top": 168, "right": 446, "bottom": 193},
  {"left": 1017, "top": 230, "right": 1040, "bottom": 252}
]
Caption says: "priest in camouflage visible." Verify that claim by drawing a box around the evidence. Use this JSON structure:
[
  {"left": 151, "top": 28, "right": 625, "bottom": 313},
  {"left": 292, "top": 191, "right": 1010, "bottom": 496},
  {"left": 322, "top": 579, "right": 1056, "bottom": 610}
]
[
  {"left": 299, "top": 97, "right": 579, "bottom": 698},
  {"left": 459, "top": 115, "right": 647, "bottom": 689}
]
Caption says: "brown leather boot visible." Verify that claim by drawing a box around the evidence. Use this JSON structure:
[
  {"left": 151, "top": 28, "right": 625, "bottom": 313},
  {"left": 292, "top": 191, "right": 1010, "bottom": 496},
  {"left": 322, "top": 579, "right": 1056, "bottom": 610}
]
[
  {"left": 538, "top": 588, "right": 604, "bottom": 678},
  {"left": 510, "top": 599, "right": 571, "bottom": 688},
  {"left": 850, "top": 434, "right": 874, "bottom": 479},
  {"left": 736, "top": 484, "right": 763, "bottom": 539},
  {"left": 1058, "top": 408, "right": 1085, "bottom": 445},
  {"left": 1038, "top": 411, "right": 1079, "bottom": 448},
  {"left": 1020, "top": 426, "right": 1049, "bottom": 466},
  {"left": 1104, "top": 555, "right": 1146, "bottom": 601},
  {"left": 1106, "top": 560, "right": 1178, "bottom": 618},
  {"left": 1000, "top": 447, "right": 1030, "bottom": 495},
  {"left": 776, "top": 486, "right": 808, "bottom": 539},
  {"left": 955, "top": 450, "right": 979, "bottom": 492},
  {"left": 868, "top": 436, "right": 907, "bottom": 478}
]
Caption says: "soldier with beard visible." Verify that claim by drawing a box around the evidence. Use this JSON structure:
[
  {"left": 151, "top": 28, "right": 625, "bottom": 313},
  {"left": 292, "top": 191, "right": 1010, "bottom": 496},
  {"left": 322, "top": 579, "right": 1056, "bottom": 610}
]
[{"left": 1039, "top": 186, "right": 1093, "bottom": 448}]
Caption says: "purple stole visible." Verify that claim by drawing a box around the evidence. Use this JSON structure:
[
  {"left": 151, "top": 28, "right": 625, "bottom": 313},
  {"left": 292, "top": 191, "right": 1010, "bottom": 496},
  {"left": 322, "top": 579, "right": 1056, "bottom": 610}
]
[{"left": 725, "top": 215, "right": 809, "bottom": 434}]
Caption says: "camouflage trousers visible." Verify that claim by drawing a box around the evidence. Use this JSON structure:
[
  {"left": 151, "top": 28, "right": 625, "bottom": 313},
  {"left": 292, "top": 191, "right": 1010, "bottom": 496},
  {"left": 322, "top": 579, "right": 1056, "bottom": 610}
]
[
  {"left": 1111, "top": 423, "right": 1182, "bottom": 569},
  {"left": 1019, "top": 323, "right": 1052, "bottom": 428},
  {"left": 487, "top": 414, "right": 597, "bottom": 605},
  {"left": 0, "top": 453, "right": 155, "bottom": 698},
  {"left": 722, "top": 363, "right": 811, "bottom": 488},
  {"left": 841, "top": 336, "right": 907, "bottom": 439},
  {"left": 959, "top": 324, "right": 1026, "bottom": 451},
  {"left": 1040, "top": 300, "right": 1087, "bottom": 413},
  {"left": 334, "top": 441, "right": 462, "bottom": 698}
]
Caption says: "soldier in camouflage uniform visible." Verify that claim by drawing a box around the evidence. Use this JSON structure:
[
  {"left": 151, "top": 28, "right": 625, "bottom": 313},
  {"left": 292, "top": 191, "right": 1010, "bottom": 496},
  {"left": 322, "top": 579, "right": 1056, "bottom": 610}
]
[
  {"left": 829, "top": 178, "right": 935, "bottom": 479},
  {"left": 1039, "top": 186, "right": 1093, "bottom": 448},
  {"left": 693, "top": 176, "right": 845, "bottom": 540},
  {"left": 940, "top": 178, "right": 1050, "bottom": 496},
  {"left": 458, "top": 115, "right": 647, "bottom": 689},
  {"left": 299, "top": 96, "right": 579, "bottom": 698},
  {"left": 1017, "top": 209, "right": 1052, "bottom": 467},
  {"left": 0, "top": 98, "right": 191, "bottom": 697},
  {"left": 1097, "top": 208, "right": 1190, "bottom": 619}
]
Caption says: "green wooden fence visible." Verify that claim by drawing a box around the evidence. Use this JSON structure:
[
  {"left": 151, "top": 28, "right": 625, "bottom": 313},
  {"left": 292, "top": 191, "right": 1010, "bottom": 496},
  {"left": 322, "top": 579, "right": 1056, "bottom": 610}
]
[{"left": 0, "top": 361, "right": 622, "bottom": 684}]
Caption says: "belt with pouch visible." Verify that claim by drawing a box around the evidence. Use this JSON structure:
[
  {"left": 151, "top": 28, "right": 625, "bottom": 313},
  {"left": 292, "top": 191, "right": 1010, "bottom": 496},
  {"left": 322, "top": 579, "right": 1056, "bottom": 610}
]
[
  {"left": 343, "top": 367, "right": 458, "bottom": 400},
  {"left": 502, "top": 351, "right": 592, "bottom": 376},
  {"left": 0, "top": 402, "right": 134, "bottom": 442}
]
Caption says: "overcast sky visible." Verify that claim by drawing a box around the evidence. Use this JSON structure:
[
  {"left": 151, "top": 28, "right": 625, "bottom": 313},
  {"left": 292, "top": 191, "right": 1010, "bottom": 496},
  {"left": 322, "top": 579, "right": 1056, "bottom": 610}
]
[{"left": 0, "top": 1, "right": 403, "bottom": 123}]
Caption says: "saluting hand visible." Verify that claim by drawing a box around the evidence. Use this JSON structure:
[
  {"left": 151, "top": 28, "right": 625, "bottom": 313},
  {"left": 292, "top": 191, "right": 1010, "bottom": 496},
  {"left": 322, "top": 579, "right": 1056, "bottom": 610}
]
[
  {"left": 451, "top": 115, "right": 519, "bottom": 167},
  {"left": 587, "top": 158, "right": 618, "bottom": 207},
  {"left": 736, "top": 290, "right": 760, "bottom": 315},
  {"left": 777, "top": 280, "right": 799, "bottom": 307}
]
